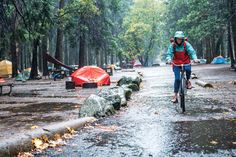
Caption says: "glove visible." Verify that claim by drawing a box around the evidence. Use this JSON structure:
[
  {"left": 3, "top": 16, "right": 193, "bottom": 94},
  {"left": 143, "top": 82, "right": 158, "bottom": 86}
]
[{"left": 166, "top": 60, "right": 171, "bottom": 65}]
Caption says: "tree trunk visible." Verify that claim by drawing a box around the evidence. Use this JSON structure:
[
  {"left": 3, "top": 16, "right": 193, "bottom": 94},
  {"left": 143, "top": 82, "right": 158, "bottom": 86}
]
[
  {"left": 55, "top": 0, "right": 65, "bottom": 69},
  {"left": 215, "top": 33, "right": 224, "bottom": 56},
  {"left": 96, "top": 47, "right": 101, "bottom": 67},
  {"left": 206, "top": 38, "right": 211, "bottom": 63},
  {"left": 30, "top": 38, "right": 39, "bottom": 79},
  {"left": 64, "top": 35, "right": 69, "bottom": 65},
  {"left": 10, "top": 33, "right": 18, "bottom": 78},
  {"left": 230, "top": 0, "right": 236, "bottom": 60},
  {"left": 42, "top": 36, "right": 49, "bottom": 76},
  {"left": 100, "top": 47, "right": 104, "bottom": 68},
  {"left": 79, "top": 32, "right": 86, "bottom": 68},
  {"left": 111, "top": 54, "right": 114, "bottom": 64},
  {"left": 38, "top": 40, "right": 42, "bottom": 72}
]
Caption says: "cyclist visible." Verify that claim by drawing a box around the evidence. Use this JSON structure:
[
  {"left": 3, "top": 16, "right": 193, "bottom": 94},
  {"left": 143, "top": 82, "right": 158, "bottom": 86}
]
[{"left": 166, "top": 31, "right": 199, "bottom": 103}]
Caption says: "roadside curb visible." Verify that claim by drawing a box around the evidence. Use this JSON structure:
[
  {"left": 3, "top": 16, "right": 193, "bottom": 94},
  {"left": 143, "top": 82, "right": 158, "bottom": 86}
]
[{"left": 0, "top": 117, "right": 97, "bottom": 157}]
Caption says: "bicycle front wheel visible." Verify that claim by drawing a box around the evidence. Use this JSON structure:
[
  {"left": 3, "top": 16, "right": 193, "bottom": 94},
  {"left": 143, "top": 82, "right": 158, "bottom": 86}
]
[
  {"left": 180, "top": 78, "right": 186, "bottom": 113},
  {"left": 180, "top": 91, "right": 185, "bottom": 113}
]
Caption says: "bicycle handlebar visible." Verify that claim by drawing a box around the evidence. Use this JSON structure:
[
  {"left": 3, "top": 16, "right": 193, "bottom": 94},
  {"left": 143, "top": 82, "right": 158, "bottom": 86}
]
[{"left": 171, "top": 62, "right": 191, "bottom": 66}]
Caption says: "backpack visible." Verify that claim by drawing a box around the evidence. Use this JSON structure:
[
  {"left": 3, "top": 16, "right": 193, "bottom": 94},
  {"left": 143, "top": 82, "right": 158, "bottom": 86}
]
[{"left": 170, "top": 37, "right": 188, "bottom": 53}]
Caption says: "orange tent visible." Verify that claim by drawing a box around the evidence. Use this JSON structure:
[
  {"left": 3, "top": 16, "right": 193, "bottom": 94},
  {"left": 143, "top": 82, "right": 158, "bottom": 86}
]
[{"left": 71, "top": 66, "right": 110, "bottom": 86}]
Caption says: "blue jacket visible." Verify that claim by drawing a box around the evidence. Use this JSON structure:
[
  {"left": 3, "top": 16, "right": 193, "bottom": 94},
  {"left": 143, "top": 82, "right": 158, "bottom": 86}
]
[{"left": 166, "top": 41, "right": 197, "bottom": 63}]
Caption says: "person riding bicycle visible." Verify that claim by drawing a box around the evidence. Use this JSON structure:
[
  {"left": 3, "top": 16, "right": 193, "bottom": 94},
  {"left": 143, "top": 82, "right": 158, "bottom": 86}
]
[{"left": 166, "top": 31, "right": 199, "bottom": 103}]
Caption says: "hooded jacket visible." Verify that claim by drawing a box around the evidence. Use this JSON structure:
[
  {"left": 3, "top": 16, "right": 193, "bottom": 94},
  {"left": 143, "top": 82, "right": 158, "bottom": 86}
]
[{"left": 166, "top": 41, "right": 197, "bottom": 64}]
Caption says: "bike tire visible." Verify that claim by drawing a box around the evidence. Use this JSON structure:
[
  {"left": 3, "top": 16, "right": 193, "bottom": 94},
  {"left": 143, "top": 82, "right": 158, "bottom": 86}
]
[
  {"left": 180, "top": 78, "right": 186, "bottom": 113},
  {"left": 180, "top": 91, "right": 185, "bottom": 113}
]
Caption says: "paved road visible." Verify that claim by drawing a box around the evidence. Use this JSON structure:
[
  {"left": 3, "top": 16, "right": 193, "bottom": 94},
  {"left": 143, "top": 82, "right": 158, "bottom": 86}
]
[{"left": 36, "top": 65, "right": 236, "bottom": 157}]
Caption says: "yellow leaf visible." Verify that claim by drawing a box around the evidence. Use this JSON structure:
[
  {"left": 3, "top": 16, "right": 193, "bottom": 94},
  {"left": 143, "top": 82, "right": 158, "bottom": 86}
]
[
  {"left": 31, "top": 125, "right": 39, "bottom": 129},
  {"left": 32, "top": 138, "right": 43, "bottom": 149},
  {"left": 66, "top": 127, "right": 76, "bottom": 134},
  {"left": 56, "top": 148, "right": 64, "bottom": 152},
  {"left": 62, "top": 133, "right": 73, "bottom": 139},
  {"left": 54, "top": 133, "right": 62, "bottom": 141},
  {"left": 96, "top": 125, "right": 118, "bottom": 132},
  {"left": 210, "top": 140, "right": 218, "bottom": 145},
  {"left": 17, "top": 152, "right": 34, "bottom": 157},
  {"left": 41, "top": 135, "right": 49, "bottom": 143}
]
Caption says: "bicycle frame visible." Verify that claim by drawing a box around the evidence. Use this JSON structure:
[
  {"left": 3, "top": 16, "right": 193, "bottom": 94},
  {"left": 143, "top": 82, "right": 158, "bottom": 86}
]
[{"left": 172, "top": 63, "right": 191, "bottom": 113}]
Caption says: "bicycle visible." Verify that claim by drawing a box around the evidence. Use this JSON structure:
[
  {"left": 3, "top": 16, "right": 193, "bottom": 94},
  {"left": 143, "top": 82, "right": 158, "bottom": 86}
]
[{"left": 172, "top": 63, "right": 191, "bottom": 113}]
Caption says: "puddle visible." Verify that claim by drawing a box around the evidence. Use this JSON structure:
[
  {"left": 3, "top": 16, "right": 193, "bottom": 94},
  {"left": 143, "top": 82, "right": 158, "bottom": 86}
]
[
  {"left": 0, "top": 102, "right": 80, "bottom": 113},
  {"left": 172, "top": 119, "right": 236, "bottom": 154},
  {"left": 12, "top": 92, "right": 38, "bottom": 97}
]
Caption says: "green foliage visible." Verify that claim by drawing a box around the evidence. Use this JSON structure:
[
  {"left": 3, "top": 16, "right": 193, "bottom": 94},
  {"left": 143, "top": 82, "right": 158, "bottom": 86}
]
[
  {"left": 165, "top": 0, "right": 230, "bottom": 41},
  {"left": 120, "top": 0, "right": 166, "bottom": 62}
]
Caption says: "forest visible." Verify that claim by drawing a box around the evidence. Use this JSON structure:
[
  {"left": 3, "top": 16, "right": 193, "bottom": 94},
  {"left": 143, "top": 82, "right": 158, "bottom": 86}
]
[{"left": 0, "top": 0, "right": 236, "bottom": 79}]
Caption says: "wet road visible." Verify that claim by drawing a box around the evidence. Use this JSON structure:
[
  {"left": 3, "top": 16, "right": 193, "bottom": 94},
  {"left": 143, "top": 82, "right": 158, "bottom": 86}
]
[{"left": 37, "top": 65, "right": 236, "bottom": 157}]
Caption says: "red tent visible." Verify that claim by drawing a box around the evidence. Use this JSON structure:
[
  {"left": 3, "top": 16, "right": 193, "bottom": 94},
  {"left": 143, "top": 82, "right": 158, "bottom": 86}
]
[{"left": 71, "top": 66, "right": 110, "bottom": 86}]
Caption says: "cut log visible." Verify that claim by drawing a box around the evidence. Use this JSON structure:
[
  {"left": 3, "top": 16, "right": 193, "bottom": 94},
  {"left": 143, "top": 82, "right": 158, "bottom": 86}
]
[{"left": 195, "top": 80, "right": 213, "bottom": 88}]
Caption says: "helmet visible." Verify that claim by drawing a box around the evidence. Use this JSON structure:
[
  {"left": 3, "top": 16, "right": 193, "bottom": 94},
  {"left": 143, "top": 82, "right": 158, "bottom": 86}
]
[{"left": 174, "top": 31, "right": 185, "bottom": 39}]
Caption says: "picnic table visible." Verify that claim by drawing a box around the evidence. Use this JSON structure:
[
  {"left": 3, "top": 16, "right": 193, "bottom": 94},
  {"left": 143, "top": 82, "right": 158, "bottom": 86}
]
[{"left": 0, "top": 83, "right": 13, "bottom": 95}]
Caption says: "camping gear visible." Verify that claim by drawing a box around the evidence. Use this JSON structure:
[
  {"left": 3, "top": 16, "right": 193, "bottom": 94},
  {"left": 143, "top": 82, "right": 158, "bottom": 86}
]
[
  {"left": 0, "top": 77, "right": 5, "bottom": 83},
  {"left": 211, "top": 56, "right": 227, "bottom": 64},
  {"left": 15, "top": 68, "right": 31, "bottom": 81},
  {"left": 133, "top": 59, "right": 142, "bottom": 67},
  {"left": 0, "top": 60, "right": 12, "bottom": 77},
  {"left": 65, "top": 81, "right": 75, "bottom": 89},
  {"left": 71, "top": 66, "right": 110, "bottom": 86}
]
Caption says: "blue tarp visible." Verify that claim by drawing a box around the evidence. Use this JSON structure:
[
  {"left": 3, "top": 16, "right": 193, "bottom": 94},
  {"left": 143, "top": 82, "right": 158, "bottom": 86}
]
[{"left": 211, "top": 56, "right": 227, "bottom": 64}]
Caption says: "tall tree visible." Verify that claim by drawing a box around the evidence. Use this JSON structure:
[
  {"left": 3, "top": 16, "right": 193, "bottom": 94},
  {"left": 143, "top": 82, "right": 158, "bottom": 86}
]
[{"left": 55, "top": 0, "right": 65, "bottom": 69}]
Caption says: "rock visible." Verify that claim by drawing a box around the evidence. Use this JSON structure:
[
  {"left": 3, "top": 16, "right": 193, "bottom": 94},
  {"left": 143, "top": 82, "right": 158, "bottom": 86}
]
[
  {"left": 122, "top": 86, "right": 132, "bottom": 100},
  {"left": 117, "top": 76, "right": 142, "bottom": 87},
  {"left": 98, "top": 88, "right": 122, "bottom": 110},
  {"left": 111, "top": 86, "right": 128, "bottom": 107},
  {"left": 127, "top": 83, "right": 140, "bottom": 91},
  {"left": 98, "top": 86, "right": 131, "bottom": 108},
  {"left": 79, "top": 94, "right": 115, "bottom": 118}
]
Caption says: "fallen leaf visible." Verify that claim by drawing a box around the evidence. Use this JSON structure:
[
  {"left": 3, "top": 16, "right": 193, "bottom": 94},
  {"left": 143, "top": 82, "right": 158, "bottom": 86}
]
[
  {"left": 54, "top": 133, "right": 62, "bottom": 141},
  {"left": 31, "top": 125, "right": 39, "bottom": 129},
  {"left": 96, "top": 125, "right": 118, "bottom": 132},
  {"left": 40, "top": 143, "right": 49, "bottom": 150},
  {"left": 66, "top": 127, "right": 77, "bottom": 134},
  {"left": 41, "top": 135, "right": 49, "bottom": 143},
  {"left": 48, "top": 140, "right": 66, "bottom": 148},
  {"left": 32, "top": 138, "right": 43, "bottom": 149},
  {"left": 232, "top": 141, "right": 236, "bottom": 145},
  {"left": 17, "top": 152, "right": 34, "bottom": 157},
  {"left": 56, "top": 148, "right": 64, "bottom": 152},
  {"left": 62, "top": 133, "right": 73, "bottom": 139},
  {"left": 210, "top": 140, "right": 218, "bottom": 145}
]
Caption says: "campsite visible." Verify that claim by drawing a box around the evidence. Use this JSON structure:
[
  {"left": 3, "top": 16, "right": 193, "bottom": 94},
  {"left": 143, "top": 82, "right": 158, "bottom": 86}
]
[{"left": 1, "top": 0, "right": 236, "bottom": 156}]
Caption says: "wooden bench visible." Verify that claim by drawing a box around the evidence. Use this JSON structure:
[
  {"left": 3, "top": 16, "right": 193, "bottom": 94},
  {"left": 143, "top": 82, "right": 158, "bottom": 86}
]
[{"left": 0, "top": 83, "right": 13, "bottom": 96}]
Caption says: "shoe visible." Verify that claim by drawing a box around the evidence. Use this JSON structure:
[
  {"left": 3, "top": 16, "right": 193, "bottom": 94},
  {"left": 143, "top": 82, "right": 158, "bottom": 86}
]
[
  {"left": 187, "top": 80, "right": 193, "bottom": 89},
  {"left": 171, "top": 98, "right": 178, "bottom": 103}
]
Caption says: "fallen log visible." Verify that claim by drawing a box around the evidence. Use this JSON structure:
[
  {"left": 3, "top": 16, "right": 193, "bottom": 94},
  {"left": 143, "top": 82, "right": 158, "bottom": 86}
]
[{"left": 195, "top": 80, "right": 214, "bottom": 88}]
